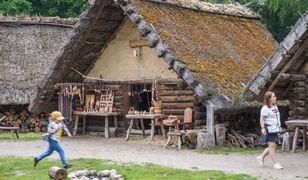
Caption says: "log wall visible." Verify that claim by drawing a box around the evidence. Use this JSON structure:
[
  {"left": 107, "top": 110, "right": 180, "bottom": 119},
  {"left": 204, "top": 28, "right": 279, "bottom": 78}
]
[{"left": 156, "top": 80, "right": 204, "bottom": 125}]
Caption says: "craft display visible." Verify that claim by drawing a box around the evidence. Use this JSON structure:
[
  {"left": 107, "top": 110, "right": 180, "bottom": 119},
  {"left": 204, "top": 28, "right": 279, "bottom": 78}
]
[{"left": 127, "top": 107, "right": 151, "bottom": 115}]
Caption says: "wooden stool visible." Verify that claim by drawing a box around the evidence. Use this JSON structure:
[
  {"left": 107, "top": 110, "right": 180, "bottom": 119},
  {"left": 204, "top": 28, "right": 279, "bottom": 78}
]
[{"left": 164, "top": 131, "right": 183, "bottom": 150}]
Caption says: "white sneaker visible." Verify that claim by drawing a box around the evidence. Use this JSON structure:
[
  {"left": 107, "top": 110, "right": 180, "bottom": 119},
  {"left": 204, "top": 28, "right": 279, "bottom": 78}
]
[
  {"left": 256, "top": 156, "right": 264, "bottom": 166},
  {"left": 273, "top": 163, "right": 283, "bottom": 170}
]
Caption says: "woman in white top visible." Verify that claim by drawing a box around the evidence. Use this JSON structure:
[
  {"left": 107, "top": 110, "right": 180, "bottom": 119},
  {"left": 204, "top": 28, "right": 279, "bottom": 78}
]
[{"left": 257, "top": 91, "right": 283, "bottom": 170}]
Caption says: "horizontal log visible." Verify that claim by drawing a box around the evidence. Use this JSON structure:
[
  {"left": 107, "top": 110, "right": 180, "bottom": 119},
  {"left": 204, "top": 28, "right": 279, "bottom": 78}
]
[
  {"left": 157, "top": 89, "right": 194, "bottom": 96},
  {"left": 162, "top": 109, "right": 185, "bottom": 115},
  {"left": 161, "top": 103, "right": 193, "bottom": 108},
  {"left": 278, "top": 73, "right": 305, "bottom": 81},
  {"left": 294, "top": 81, "right": 305, "bottom": 87},
  {"left": 157, "top": 85, "right": 190, "bottom": 90},
  {"left": 289, "top": 94, "right": 306, "bottom": 100},
  {"left": 292, "top": 87, "right": 305, "bottom": 93},
  {"left": 158, "top": 96, "right": 196, "bottom": 102},
  {"left": 293, "top": 107, "right": 306, "bottom": 115},
  {"left": 293, "top": 100, "right": 305, "bottom": 107},
  {"left": 293, "top": 115, "right": 308, "bottom": 119}
]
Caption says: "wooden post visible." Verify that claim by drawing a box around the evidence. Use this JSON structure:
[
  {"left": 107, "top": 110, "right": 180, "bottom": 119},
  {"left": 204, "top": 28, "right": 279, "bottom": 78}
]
[
  {"left": 73, "top": 114, "right": 79, "bottom": 136},
  {"left": 125, "top": 119, "right": 134, "bottom": 141},
  {"left": 82, "top": 115, "right": 86, "bottom": 135},
  {"left": 303, "top": 126, "right": 306, "bottom": 151},
  {"left": 292, "top": 127, "right": 299, "bottom": 153},
  {"left": 206, "top": 105, "right": 214, "bottom": 135},
  {"left": 150, "top": 119, "right": 155, "bottom": 141},
  {"left": 140, "top": 119, "right": 145, "bottom": 137},
  {"left": 105, "top": 116, "right": 109, "bottom": 138},
  {"left": 114, "top": 116, "right": 118, "bottom": 128}
]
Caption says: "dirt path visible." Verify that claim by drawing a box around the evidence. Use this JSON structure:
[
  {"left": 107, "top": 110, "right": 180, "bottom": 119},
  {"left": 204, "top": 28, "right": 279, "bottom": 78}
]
[{"left": 1, "top": 136, "right": 307, "bottom": 180}]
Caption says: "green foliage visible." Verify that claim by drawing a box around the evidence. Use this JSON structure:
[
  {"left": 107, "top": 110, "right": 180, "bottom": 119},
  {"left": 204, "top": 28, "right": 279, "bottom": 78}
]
[
  {"left": 0, "top": 0, "right": 87, "bottom": 18},
  {"left": 0, "top": 157, "right": 256, "bottom": 180},
  {"left": 0, "top": 0, "right": 32, "bottom": 15},
  {"left": 30, "top": 0, "right": 87, "bottom": 18}
]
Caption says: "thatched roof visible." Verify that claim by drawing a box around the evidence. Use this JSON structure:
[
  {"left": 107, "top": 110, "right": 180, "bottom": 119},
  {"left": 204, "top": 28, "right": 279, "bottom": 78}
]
[
  {"left": 0, "top": 16, "right": 77, "bottom": 105},
  {"left": 29, "top": 0, "right": 276, "bottom": 112},
  {"left": 244, "top": 11, "right": 308, "bottom": 101}
]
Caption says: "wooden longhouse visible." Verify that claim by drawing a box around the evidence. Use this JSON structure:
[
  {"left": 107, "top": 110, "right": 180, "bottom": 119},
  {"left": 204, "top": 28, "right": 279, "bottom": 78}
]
[
  {"left": 27, "top": 0, "right": 277, "bottom": 133},
  {"left": 244, "top": 12, "right": 308, "bottom": 121}
]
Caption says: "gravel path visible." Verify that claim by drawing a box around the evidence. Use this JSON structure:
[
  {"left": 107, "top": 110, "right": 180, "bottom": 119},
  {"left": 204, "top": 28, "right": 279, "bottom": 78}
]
[{"left": 1, "top": 136, "right": 307, "bottom": 180}]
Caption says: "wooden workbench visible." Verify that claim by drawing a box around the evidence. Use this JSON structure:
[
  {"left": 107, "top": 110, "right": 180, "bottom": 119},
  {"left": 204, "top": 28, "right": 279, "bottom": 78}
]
[
  {"left": 285, "top": 120, "right": 308, "bottom": 152},
  {"left": 125, "top": 114, "right": 166, "bottom": 141},
  {"left": 73, "top": 111, "right": 122, "bottom": 138}
]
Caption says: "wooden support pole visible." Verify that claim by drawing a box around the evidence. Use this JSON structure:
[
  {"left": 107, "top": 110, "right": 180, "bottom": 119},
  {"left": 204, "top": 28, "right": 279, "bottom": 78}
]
[
  {"left": 303, "top": 126, "right": 307, "bottom": 151},
  {"left": 292, "top": 127, "right": 299, "bottom": 153}
]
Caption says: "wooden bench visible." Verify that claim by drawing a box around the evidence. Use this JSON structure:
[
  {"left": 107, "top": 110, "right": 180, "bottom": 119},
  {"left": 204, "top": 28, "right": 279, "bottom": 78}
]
[
  {"left": 285, "top": 120, "right": 308, "bottom": 153},
  {"left": 0, "top": 127, "right": 20, "bottom": 138}
]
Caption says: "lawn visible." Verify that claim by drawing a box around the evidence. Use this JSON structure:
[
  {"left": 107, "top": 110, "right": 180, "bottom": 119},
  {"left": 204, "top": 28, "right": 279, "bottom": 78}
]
[
  {"left": 194, "top": 145, "right": 281, "bottom": 155},
  {"left": 0, "top": 157, "right": 256, "bottom": 180},
  {"left": 0, "top": 132, "right": 42, "bottom": 141}
]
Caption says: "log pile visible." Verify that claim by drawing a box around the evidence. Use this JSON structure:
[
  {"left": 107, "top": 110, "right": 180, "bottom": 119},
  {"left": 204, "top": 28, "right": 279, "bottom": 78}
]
[
  {"left": 225, "top": 130, "right": 260, "bottom": 148},
  {"left": 0, "top": 106, "right": 48, "bottom": 133}
]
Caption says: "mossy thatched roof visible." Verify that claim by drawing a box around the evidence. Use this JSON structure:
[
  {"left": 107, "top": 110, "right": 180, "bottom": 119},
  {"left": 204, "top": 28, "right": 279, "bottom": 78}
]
[{"left": 128, "top": 0, "right": 277, "bottom": 106}]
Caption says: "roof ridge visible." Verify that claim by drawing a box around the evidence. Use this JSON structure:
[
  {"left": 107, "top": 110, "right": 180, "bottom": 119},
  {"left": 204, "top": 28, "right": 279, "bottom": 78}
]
[
  {"left": 143, "top": 0, "right": 260, "bottom": 19},
  {"left": 0, "top": 15, "right": 78, "bottom": 25}
]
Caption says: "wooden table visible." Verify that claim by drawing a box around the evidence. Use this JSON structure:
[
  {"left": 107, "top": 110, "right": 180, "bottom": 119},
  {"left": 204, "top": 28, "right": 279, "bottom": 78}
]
[
  {"left": 0, "top": 127, "right": 19, "bottom": 138},
  {"left": 125, "top": 114, "right": 166, "bottom": 141},
  {"left": 73, "top": 111, "right": 122, "bottom": 138},
  {"left": 285, "top": 120, "right": 308, "bottom": 153}
]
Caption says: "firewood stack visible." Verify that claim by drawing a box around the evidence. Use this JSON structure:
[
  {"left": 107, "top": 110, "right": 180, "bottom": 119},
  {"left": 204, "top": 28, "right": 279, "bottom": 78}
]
[
  {"left": 0, "top": 106, "right": 48, "bottom": 133},
  {"left": 225, "top": 130, "right": 260, "bottom": 148}
]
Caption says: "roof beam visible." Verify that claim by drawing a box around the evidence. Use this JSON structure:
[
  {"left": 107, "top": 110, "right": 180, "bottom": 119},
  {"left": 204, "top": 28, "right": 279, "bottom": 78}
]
[{"left": 267, "top": 40, "right": 308, "bottom": 91}]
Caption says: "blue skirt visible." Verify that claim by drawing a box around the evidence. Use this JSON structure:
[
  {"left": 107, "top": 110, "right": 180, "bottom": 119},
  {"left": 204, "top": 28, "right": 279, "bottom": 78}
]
[{"left": 260, "top": 133, "right": 279, "bottom": 144}]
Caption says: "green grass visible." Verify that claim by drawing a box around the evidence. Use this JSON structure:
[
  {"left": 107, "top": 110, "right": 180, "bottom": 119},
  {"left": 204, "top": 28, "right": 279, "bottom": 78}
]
[
  {"left": 0, "top": 132, "right": 42, "bottom": 141},
  {"left": 194, "top": 146, "right": 270, "bottom": 155},
  {"left": 0, "top": 157, "right": 256, "bottom": 180}
]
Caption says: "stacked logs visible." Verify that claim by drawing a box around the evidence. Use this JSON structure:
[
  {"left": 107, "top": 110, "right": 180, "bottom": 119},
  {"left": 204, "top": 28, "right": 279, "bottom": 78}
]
[
  {"left": 225, "top": 130, "right": 260, "bottom": 148},
  {"left": 0, "top": 106, "right": 48, "bottom": 132},
  {"left": 285, "top": 73, "right": 306, "bottom": 120}
]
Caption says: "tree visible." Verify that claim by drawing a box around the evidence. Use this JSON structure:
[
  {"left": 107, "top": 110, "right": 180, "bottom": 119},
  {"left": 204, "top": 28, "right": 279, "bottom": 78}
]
[
  {"left": 30, "top": 0, "right": 87, "bottom": 18},
  {"left": 0, "top": 0, "right": 87, "bottom": 18},
  {"left": 0, "top": 0, "right": 32, "bottom": 15}
]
